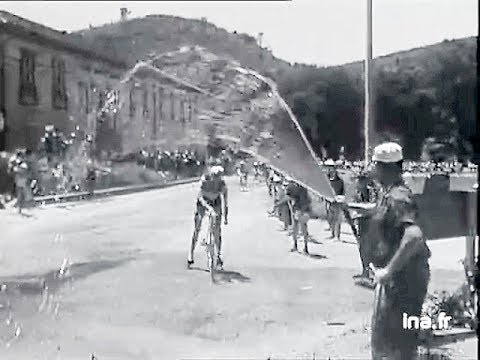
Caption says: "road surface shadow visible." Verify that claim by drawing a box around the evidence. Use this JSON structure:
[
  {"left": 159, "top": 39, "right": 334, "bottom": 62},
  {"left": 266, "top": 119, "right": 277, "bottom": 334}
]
[
  {"left": 0, "top": 258, "right": 132, "bottom": 297},
  {"left": 214, "top": 270, "right": 251, "bottom": 284},
  {"left": 341, "top": 239, "right": 358, "bottom": 245},
  {"left": 308, "top": 237, "right": 323, "bottom": 244},
  {"left": 304, "top": 253, "right": 328, "bottom": 260},
  {"left": 188, "top": 266, "right": 210, "bottom": 273},
  {"left": 19, "top": 212, "right": 35, "bottom": 218}
]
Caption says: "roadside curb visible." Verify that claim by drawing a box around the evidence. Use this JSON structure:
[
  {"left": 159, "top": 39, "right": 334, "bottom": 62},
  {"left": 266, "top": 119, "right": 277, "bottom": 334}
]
[{"left": 34, "top": 177, "right": 201, "bottom": 205}]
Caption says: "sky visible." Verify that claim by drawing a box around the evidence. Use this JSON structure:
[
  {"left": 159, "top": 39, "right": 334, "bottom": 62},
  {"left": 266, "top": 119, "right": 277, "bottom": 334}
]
[{"left": 0, "top": 0, "right": 477, "bottom": 66}]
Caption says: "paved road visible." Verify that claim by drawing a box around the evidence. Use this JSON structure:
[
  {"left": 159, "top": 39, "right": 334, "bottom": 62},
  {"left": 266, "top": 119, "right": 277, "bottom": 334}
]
[{"left": 0, "top": 178, "right": 471, "bottom": 359}]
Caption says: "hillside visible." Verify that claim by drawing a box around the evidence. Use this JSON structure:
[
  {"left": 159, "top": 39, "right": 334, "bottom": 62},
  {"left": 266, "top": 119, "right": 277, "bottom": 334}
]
[
  {"left": 278, "top": 36, "right": 477, "bottom": 160},
  {"left": 73, "top": 14, "right": 476, "bottom": 161},
  {"left": 70, "top": 14, "right": 291, "bottom": 81}
]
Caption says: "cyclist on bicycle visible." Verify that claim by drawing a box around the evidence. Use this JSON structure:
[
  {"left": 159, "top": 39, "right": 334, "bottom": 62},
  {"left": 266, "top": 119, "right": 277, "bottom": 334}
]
[
  {"left": 187, "top": 165, "right": 228, "bottom": 269},
  {"left": 237, "top": 160, "right": 248, "bottom": 191},
  {"left": 253, "top": 161, "right": 261, "bottom": 182}
]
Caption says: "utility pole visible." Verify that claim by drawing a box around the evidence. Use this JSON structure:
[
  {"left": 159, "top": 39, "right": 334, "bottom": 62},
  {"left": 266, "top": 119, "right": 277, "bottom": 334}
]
[{"left": 364, "top": 0, "right": 373, "bottom": 166}]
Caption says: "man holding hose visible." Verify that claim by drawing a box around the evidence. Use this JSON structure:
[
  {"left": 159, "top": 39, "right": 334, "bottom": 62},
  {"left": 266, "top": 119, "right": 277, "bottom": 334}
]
[{"left": 363, "top": 142, "right": 431, "bottom": 360}]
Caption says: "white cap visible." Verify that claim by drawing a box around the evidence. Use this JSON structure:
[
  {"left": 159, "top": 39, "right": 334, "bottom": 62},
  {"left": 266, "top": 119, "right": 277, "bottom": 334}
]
[
  {"left": 210, "top": 165, "right": 224, "bottom": 175},
  {"left": 324, "top": 159, "right": 335, "bottom": 166},
  {"left": 372, "top": 142, "right": 403, "bottom": 163}
]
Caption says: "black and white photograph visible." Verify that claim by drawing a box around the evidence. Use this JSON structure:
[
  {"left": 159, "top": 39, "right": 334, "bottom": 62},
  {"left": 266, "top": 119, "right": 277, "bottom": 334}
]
[{"left": 0, "top": 1, "right": 478, "bottom": 359}]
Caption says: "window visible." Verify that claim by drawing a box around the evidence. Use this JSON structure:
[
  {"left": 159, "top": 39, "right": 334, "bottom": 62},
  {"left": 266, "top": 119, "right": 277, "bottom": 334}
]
[
  {"left": 152, "top": 91, "right": 157, "bottom": 136},
  {"left": 19, "top": 49, "right": 38, "bottom": 105},
  {"left": 129, "top": 88, "right": 136, "bottom": 117},
  {"left": 112, "top": 90, "right": 119, "bottom": 130},
  {"left": 180, "top": 98, "right": 186, "bottom": 126},
  {"left": 85, "top": 85, "right": 90, "bottom": 114},
  {"left": 188, "top": 97, "right": 193, "bottom": 123},
  {"left": 98, "top": 89, "right": 105, "bottom": 110},
  {"left": 52, "top": 57, "right": 67, "bottom": 109},
  {"left": 143, "top": 89, "right": 148, "bottom": 117},
  {"left": 170, "top": 92, "right": 175, "bottom": 121},
  {"left": 78, "top": 82, "right": 85, "bottom": 113},
  {"left": 156, "top": 88, "right": 164, "bottom": 133},
  {"left": 78, "top": 82, "right": 90, "bottom": 114}
]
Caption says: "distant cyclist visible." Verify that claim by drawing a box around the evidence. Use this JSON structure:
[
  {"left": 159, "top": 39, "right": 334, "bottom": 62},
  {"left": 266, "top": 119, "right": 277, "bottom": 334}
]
[
  {"left": 237, "top": 160, "right": 249, "bottom": 191},
  {"left": 253, "top": 161, "right": 261, "bottom": 183},
  {"left": 187, "top": 165, "right": 228, "bottom": 269}
]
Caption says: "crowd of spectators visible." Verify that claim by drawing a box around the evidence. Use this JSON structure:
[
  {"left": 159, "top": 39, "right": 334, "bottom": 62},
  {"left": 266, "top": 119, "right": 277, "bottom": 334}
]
[
  {"left": 137, "top": 149, "right": 205, "bottom": 179},
  {"left": 135, "top": 147, "right": 238, "bottom": 179},
  {"left": 0, "top": 132, "right": 244, "bottom": 211},
  {"left": 318, "top": 158, "right": 478, "bottom": 176}
]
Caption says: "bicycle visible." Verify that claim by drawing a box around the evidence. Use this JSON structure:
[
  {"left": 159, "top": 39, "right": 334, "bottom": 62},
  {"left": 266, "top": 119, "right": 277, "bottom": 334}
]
[
  {"left": 201, "top": 209, "right": 219, "bottom": 284},
  {"left": 253, "top": 170, "right": 262, "bottom": 185},
  {"left": 239, "top": 172, "right": 248, "bottom": 191}
]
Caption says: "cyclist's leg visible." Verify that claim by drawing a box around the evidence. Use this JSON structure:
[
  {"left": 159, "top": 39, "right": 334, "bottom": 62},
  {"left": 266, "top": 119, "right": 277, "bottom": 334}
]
[
  {"left": 291, "top": 212, "right": 299, "bottom": 251},
  {"left": 188, "top": 202, "right": 205, "bottom": 264},
  {"left": 16, "top": 186, "right": 24, "bottom": 213},
  {"left": 213, "top": 205, "right": 223, "bottom": 265},
  {"left": 333, "top": 206, "right": 342, "bottom": 240}
]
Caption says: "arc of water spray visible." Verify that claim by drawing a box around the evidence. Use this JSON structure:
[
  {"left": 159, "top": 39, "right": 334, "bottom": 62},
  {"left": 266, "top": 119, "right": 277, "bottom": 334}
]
[{"left": 234, "top": 67, "right": 319, "bottom": 163}]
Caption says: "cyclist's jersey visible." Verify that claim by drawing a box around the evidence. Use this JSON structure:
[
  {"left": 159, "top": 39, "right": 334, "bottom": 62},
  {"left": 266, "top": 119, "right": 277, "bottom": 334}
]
[
  {"left": 199, "top": 174, "right": 226, "bottom": 207},
  {"left": 268, "top": 170, "right": 275, "bottom": 181},
  {"left": 238, "top": 163, "right": 248, "bottom": 175}
]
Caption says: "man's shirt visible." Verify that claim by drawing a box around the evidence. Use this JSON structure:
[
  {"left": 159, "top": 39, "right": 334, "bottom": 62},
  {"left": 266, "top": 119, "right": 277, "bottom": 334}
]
[
  {"left": 366, "top": 182, "right": 430, "bottom": 288},
  {"left": 286, "top": 183, "right": 311, "bottom": 212},
  {"left": 238, "top": 163, "right": 248, "bottom": 174},
  {"left": 330, "top": 176, "right": 345, "bottom": 196}
]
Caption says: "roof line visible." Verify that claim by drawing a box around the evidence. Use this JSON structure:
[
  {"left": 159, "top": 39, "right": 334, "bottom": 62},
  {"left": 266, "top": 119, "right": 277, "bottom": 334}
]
[{"left": 0, "top": 10, "right": 128, "bottom": 68}]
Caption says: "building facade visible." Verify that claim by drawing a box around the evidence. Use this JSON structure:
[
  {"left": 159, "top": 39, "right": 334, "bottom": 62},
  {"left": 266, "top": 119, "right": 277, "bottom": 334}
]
[
  {"left": 0, "top": 11, "right": 204, "bottom": 156},
  {"left": 116, "top": 62, "right": 205, "bottom": 154},
  {"left": 0, "top": 11, "right": 129, "bottom": 152}
]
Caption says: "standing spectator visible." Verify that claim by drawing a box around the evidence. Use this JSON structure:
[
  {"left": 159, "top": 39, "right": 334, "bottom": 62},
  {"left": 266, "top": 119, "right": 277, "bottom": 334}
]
[
  {"left": 285, "top": 181, "right": 311, "bottom": 254},
  {"left": 276, "top": 178, "right": 293, "bottom": 231},
  {"left": 339, "top": 145, "right": 346, "bottom": 162},
  {"left": 323, "top": 159, "right": 336, "bottom": 230},
  {"left": 268, "top": 174, "right": 283, "bottom": 217},
  {"left": 36, "top": 156, "right": 49, "bottom": 195},
  {"left": 350, "top": 171, "right": 377, "bottom": 279},
  {"left": 12, "top": 161, "right": 29, "bottom": 214},
  {"left": 267, "top": 168, "right": 276, "bottom": 196},
  {"left": 365, "top": 142, "right": 431, "bottom": 360},
  {"left": 85, "top": 160, "right": 96, "bottom": 197},
  {"left": 328, "top": 168, "right": 345, "bottom": 241}
]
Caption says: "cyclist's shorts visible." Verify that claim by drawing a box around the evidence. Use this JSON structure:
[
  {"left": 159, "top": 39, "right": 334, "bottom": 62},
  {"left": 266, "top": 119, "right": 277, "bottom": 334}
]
[{"left": 195, "top": 198, "right": 222, "bottom": 218}]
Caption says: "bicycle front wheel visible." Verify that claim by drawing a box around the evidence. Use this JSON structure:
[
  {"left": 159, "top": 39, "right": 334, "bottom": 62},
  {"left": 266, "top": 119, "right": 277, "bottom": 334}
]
[
  {"left": 207, "top": 231, "right": 215, "bottom": 284},
  {"left": 205, "top": 215, "right": 216, "bottom": 284}
]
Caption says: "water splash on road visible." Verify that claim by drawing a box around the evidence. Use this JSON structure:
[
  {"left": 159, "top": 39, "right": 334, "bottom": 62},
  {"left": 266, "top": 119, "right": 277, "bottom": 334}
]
[{"left": 0, "top": 257, "right": 132, "bottom": 348}]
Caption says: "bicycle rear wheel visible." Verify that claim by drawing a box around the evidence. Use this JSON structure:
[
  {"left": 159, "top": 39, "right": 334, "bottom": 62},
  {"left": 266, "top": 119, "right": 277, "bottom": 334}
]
[
  {"left": 206, "top": 217, "right": 216, "bottom": 284},
  {"left": 208, "top": 235, "right": 215, "bottom": 284}
]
